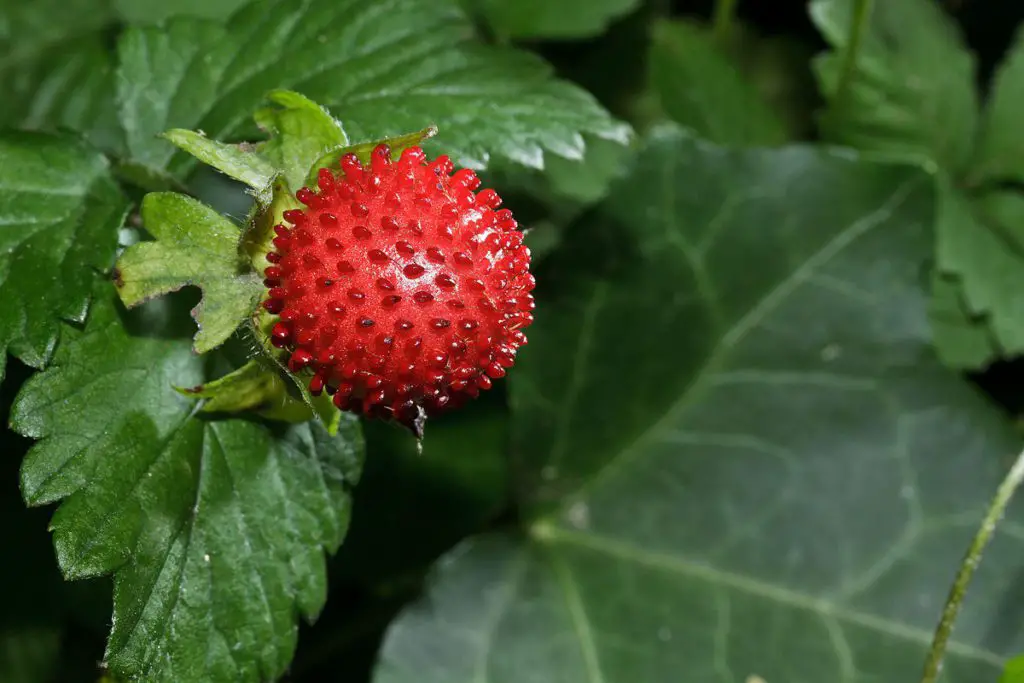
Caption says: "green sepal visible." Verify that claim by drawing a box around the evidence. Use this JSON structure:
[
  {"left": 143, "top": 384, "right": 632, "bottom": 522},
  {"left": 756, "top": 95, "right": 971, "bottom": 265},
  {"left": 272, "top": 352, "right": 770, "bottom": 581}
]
[
  {"left": 248, "top": 304, "right": 341, "bottom": 435},
  {"left": 255, "top": 90, "right": 349, "bottom": 193},
  {"left": 162, "top": 129, "right": 277, "bottom": 196},
  {"left": 175, "top": 359, "right": 314, "bottom": 423},
  {"left": 114, "top": 192, "right": 263, "bottom": 354},
  {"left": 306, "top": 125, "right": 438, "bottom": 186}
]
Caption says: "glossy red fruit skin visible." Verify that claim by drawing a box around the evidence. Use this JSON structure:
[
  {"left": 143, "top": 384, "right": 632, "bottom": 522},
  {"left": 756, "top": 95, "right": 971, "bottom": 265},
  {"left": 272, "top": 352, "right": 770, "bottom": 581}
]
[{"left": 263, "top": 144, "right": 534, "bottom": 427}]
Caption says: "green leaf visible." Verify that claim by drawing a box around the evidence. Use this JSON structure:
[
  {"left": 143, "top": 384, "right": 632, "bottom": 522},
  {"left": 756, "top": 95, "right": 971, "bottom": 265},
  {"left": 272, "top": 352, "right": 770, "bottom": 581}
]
[
  {"left": 115, "top": 0, "right": 629, "bottom": 179},
  {"left": 975, "top": 188, "right": 1024, "bottom": 256},
  {"left": 935, "top": 181, "right": 1024, "bottom": 358},
  {"left": 928, "top": 271, "right": 998, "bottom": 370},
  {"left": 115, "top": 192, "right": 262, "bottom": 354},
  {"left": 1, "top": 34, "right": 122, "bottom": 152},
  {"left": 112, "top": 0, "right": 249, "bottom": 22},
  {"left": 649, "top": 20, "right": 787, "bottom": 146},
  {"left": 0, "top": 2, "right": 119, "bottom": 146},
  {"left": 255, "top": 90, "right": 348, "bottom": 194},
  {"left": 163, "top": 129, "right": 276, "bottom": 193},
  {"left": 972, "top": 25, "right": 1024, "bottom": 185},
  {"left": 12, "top": 288, "right": 365, "bottom": 683},
  {"left": 466, "top": 0, "right": 641, "bottom": 39},
  {"left": 177, "top": 359, "right": 315, "bottom": 423},
  {"left": 810, "top": 0, "right": 978, "bottom": 171},
  {"left": 375, "top": 128, "right": 1024, "bottom": 682},
  {"left": 0, "top": 132, "right": 129, "bottom": 380},
  {"left": 1003, "top": 656, "right": 1024, "bottom": 683}
]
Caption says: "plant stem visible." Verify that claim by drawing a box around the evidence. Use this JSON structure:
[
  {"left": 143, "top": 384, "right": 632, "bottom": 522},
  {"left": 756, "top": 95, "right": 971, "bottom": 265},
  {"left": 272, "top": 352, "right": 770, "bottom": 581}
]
[
  {"left": 920, "top": 446, "right": 1024, "bottom": 683},
  {"left": 712, "top": 0, "right": 738, "bottom": 43},
  {"left": 833, "top": 0, "right": 874, "bottom": 109}
]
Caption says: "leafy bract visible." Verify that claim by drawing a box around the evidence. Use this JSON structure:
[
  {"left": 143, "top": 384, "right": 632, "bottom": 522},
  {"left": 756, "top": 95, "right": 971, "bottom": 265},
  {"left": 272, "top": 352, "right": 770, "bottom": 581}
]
[
  {"left": 12, "top": 288, "right": 364, "bottom": 682},
  {"left": 176, "top": 359, "right": 314, "bottom": 423},
  {"left": 810, "top": 0, "right": 978, "bottom": 171},
  {"left": 115, "top": 0, "right": 629, "bottom": 180},
  {"left": 649, "top": 20, "right": 787, "bottom": 146},
  {"left": 373, "top": 129, "right": 1023, "bottom": 683},
  {"left": 466, "top": 0, "right": 641, "bottom": 40},
  {"left": 0, "top": 132, "right": 129, "bottom": 381},
  {"left": 115, "top": 192, "right": 262, "bottom": 354},
  {"left": 254, "top": 90, "right": 348, "bottom": 194},
  {"left": 162, "top": 129, "right": 276, "bottom": 193}
]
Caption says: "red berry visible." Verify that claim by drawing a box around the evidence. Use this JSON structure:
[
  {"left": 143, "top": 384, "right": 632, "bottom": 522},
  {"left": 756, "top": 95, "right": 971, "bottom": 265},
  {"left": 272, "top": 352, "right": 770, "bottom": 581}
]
[{"left": 263, "top": 144, "right": 534, "bottom": 427}]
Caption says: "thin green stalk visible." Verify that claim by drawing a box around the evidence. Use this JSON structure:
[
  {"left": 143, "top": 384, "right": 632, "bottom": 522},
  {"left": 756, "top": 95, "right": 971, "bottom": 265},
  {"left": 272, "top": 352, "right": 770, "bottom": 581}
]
[
  {"left": 711, "top": 0, "right": 738, "bottom": 43},
  {"left": 920, "top": 446, "right": 1024, "bottom": 683},
  {"left": 833, "top": 0, "right": 874, "bottom": 109}
]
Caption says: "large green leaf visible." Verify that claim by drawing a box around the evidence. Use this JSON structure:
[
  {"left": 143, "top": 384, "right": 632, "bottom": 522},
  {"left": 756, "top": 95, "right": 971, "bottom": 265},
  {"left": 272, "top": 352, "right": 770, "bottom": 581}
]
[
  {"left": 466, "top": 0, "right": 641, "bottom": 40},
  {"left": 972, "top": 25, "right": 1024, "bottom": 185},
  {"left": 810, "top": 0, "right": 978, "bottom": 171},
  {"left": 0, "top": 2, "right": 123, "bottom": 148},
  {"left": 0, "top": 132, "right": 129, "bottom": 381},
  {"left": 374, "top": 128, "right": 1023, "bottom": 682},
  {"left": 12, "top": 288, "right": 365, "bottom": 682},
  {"left": 648, "top": 20, "right": 787, "bottom": 146},
  {"left": 112, "top": 0, "right": 248, "bottom": 22},
  {"left": 116, "top": 0, "right": 629, "bottom": 180}
]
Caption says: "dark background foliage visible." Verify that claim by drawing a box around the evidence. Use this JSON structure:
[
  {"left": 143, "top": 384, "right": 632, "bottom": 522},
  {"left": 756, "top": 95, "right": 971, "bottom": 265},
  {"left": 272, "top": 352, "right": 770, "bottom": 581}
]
[{"left": 3, "top": 0, "right": 1024, "bottom": 681}]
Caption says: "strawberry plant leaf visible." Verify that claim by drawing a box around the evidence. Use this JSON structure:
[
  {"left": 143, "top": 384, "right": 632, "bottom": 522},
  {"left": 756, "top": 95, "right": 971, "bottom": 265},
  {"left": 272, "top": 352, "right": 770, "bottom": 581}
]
[
  {"left": 0, "top": 132, "right": 129, "bottom": 381},
  {"left": 928, "top": 271, "right": 997, "bottom": 370},
  {"left": 374, "top": 128, "right": 1024, "bottom": 682},
  {"left": 1, "top": 34, "right": 122, "bottom": 152},
  {"left": 112, "top": 0, "right": 248, "bottom": 22},
  {"left": 115, "top": 0, "right": 629, "bottom": 180},
  {"left": 12, "top": 288, "right": 365, "bottom": 683},
  {"left": 935, "top": 182, "right": 1024, "bottom": 359},
  {"left": 810, "top": 0, "right": 978, "bottom": 171},
  {"left": 163, "top": 129, "right": 276, "bottom": 193},
  {"left": 649, "top": 20, "right": 787, "bottom": 146},
  {"left": 971, "top": 25, "right": 1024, "bottom": 185},
  {"left": 465, "top": 0, "right": 641, "bottom": 39},
  {"left": 0, "top": 1, "right": 119, "bottom": 146},
  {"left": 115, "top": 192, "right": 263, "bottom": 354}
]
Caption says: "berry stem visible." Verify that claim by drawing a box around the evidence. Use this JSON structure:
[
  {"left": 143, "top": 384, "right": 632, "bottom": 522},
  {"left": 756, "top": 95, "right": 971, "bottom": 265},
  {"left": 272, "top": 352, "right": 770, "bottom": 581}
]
[{"left": 919, "top": 444, "right": 1024, "bottom": 683}]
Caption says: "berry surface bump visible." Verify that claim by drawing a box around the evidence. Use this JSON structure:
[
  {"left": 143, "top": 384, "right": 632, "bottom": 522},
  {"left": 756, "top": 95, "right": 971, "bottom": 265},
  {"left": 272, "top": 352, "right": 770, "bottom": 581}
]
[{"left": 263, "top": 144, "right": 534, "bottom": 429}]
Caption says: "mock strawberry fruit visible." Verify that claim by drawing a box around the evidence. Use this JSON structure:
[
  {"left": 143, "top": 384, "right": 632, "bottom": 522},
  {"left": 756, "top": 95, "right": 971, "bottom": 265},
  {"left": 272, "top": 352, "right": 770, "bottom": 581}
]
[{"left": 263, "top": 144, "right": 534, "bottom": 427}]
